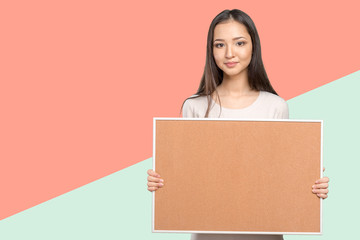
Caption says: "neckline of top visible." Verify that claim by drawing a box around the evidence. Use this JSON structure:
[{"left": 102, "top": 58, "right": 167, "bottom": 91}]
[{"left": 210, "top": 91, "right": 263, "bottom": 111}]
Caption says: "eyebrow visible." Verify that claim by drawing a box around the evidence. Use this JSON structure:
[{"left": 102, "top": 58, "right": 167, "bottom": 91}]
[{"left": 214, "top": 37, "right": 246, "bottom": 42}]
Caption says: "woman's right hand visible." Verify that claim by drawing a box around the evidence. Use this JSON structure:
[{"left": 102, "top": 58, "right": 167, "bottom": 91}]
[{"left": 147, "top": 169, "right": 164, "bottom": 192}]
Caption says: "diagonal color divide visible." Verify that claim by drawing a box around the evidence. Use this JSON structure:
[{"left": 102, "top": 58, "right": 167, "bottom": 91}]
[{"left": 0, "top": 70, "right": 359, "bottom": 240}]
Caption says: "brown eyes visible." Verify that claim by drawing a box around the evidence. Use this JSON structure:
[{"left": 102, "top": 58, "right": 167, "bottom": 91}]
[{"left": 214, "top": 42, "right": 245, "bottom": 48}]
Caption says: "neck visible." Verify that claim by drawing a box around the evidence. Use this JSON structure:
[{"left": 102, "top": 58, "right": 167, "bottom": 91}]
[{"left": 218, "top": 70, "right": 252, "bottom": 96}]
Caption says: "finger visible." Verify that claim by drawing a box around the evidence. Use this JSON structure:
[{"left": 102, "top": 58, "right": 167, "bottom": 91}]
[
  {"left": 312, "top": 188, "right": 329, "bottom": 194},
  {"left": 147, "top": 186, "right": 158, "bottom": 192},
  {"left": 312, "top": 183, "right": 328, "bottom": 189},
  {"left": 147, "top": 169, "right": 161, "bottom": 177},
  {"left": 317, "top": 193, "right": 328, "bottom": 199},
  {"left": 147, "top": 181, "right": 164, "bottom": 188},
  {"left": 315, "top": 177, "right": 329, "bottom": 184},
  {"left": 147, "top": 169, "right": 160, "bottom": 177},
  {"left": 147, "top": 176, "right": 164, "bottom": 183}
]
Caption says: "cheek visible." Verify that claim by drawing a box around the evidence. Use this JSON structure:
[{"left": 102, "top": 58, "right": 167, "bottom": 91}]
[
  {"left": 245, "top": 46, "right": 253, "bottom": 61},
  {"left": 213, "top": 50, "right": 223, "bottom": 67},
  {"left": 238, "top": 48, "right": 252, "bottom": 61}
]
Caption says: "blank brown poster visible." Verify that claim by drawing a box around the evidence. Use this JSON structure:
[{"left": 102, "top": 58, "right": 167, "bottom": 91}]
[{"left": 153, "top": 119, "right": 322, "bottom": 234}]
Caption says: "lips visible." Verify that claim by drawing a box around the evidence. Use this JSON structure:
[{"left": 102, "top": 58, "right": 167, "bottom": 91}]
[{"left": 225, "top": 62, "right": 238, "bottom": 67}]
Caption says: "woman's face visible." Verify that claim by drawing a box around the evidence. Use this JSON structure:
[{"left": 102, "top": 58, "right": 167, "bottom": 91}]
[{"left": 213, "top": 20, "right": 252, "bottom": 78}]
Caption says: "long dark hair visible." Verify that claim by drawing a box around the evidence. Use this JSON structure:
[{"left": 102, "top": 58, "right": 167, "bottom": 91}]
[{"left": 180, "top": 9, "right": 278, "bottom": 117}]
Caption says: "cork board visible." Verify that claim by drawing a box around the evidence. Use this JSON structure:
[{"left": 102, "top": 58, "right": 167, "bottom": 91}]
[{"left": 152, "top": 118, "right": 323, "bottom": 234}]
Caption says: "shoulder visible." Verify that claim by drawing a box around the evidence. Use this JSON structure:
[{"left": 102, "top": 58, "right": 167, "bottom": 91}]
[
  {"left": 260, "top": 91, "right": 289, "bottom": 119},
  {"left": 183, "top": 94, "right": 208, "bottom": 106},
  {"left": 261, "top": 91, "right": 287, "bottom": 107},
  {"left": 182, "top": 94, "right": 208, "bottom": 118}
]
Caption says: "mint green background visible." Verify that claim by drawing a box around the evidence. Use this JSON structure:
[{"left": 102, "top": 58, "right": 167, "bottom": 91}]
[{"left": 0, "top": 71, "right": 359, "bottom": 239}]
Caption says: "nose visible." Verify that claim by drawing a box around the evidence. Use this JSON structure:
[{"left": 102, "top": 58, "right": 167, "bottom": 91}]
[{"left": 225, "top": 45, "right": 234, "bottom": 58}]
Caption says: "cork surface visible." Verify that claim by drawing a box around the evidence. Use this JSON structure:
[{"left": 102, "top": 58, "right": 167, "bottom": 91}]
[{"left": 154, "top": 119, "right": 321, "bottom": 233}]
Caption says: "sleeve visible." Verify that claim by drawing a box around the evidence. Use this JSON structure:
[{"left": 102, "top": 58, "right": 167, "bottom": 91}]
[
  {"left": 274, "top": 99, "right": 289, "bottom": 119},
  {"left": 182, "top": 99, "right": 194, "bottom": 118}
]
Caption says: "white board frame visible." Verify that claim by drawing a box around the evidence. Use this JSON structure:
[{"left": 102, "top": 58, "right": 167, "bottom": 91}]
[{"left": 152, "top": 117, "right": 323, "bottom": 235}]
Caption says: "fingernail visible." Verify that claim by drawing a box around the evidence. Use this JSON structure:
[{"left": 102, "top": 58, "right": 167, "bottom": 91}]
[
  {"left": 159, "top": 183, "right": 164, "bottom": 186},
  {"left": 315, "top": 181, "right": 319, "bottom": 183},
  {"left": 160, "top": 179, "right": 164, "bottom": 182},
  {"left": 312, "top": 189, "right": 315, "bottom": 193},
  {"left": 157, "top": 175, "right": 160, "bottom": 177},
  {"left": 312, "top": 185, "right": 315, "bottom": 188}
]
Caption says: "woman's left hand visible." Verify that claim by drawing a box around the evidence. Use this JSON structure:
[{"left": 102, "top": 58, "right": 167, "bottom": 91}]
[{"left": 312, "top": 167, "right": 329, "bottom": 199}]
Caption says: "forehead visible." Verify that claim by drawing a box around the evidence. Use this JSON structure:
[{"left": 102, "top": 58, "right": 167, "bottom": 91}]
[{"left": 213, "top": 20, "right": 250, "bottom": 40}]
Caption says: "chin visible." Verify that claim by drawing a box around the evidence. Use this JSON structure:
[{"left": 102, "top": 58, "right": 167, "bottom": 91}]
[{"left": 223, "top": 69, "right": 245, "bottom": 77}]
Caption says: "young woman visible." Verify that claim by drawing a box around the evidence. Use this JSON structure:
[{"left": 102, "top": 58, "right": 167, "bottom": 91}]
[{"left": 147, "top": 9, "right": 329, "bottom": 240}]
